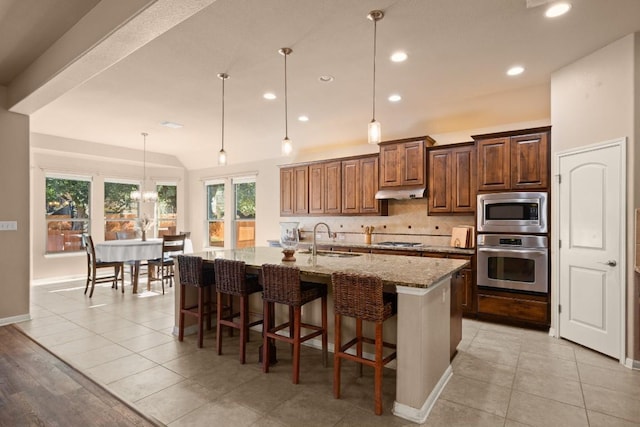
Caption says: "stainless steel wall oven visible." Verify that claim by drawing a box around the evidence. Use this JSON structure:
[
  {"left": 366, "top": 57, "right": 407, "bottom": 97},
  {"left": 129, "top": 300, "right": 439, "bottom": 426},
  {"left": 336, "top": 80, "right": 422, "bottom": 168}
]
[{"left": 477, "top": 234, "right": 548, "bottom": 293}]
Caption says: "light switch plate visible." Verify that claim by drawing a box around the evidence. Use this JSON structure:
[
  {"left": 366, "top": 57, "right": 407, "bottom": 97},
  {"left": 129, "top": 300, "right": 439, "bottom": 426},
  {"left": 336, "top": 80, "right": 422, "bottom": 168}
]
[{"left": 0, "top": 221, "right": 17, "bottom": 231}]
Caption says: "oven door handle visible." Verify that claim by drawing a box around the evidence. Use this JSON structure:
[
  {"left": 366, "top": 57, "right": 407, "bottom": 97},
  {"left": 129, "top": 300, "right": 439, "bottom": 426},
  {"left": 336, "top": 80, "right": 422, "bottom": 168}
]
[{"left": 477, "top": 247, "right": 547, "bottom": 255}]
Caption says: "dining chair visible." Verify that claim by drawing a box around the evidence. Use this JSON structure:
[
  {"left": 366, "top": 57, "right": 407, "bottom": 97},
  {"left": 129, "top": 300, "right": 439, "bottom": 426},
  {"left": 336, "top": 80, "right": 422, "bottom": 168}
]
[
  {"left": 331, "top": 271, "right": 397, "bottom": 415},
  {"left": 147, "top": 234, "right": 186, "bottom": 294},
  {"left": 261, "top": 263, "right": 328, "bottom": 384},
  {"left": 81, "top": 234, "right": 124, "bottom": 298}
]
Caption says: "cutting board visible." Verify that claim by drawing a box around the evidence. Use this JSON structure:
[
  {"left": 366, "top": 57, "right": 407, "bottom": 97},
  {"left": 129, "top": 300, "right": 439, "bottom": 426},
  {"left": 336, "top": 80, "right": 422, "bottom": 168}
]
[{"left": 450, "top": 227, "right": 471, "bottom": 248}]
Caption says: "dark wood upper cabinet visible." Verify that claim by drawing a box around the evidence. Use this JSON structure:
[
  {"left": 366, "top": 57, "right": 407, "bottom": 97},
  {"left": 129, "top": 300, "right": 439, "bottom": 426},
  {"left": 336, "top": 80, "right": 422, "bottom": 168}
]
[
  {"left": 474, "top": 127, "right": 550, "bottom": 192},
  {"left": 324, "top": 161, "right": 342, "bottom": 214},
  {"left": 428, "top": 143, "right": 476, "bottom": 214},
  {"left": 281, "top": 155, "right": 386, "bottom": 216},
  {"left": 308, "top": 163, "right": 324, "bottom": 215},
  {"left": 281, "top": 165, "right": 309, "bottom": 216},
  {"left": 379, "top": 136, "right": 434, "bottom": 188},
  {"left": 341, "top": 155, "right": 386, "bottom": 215}
]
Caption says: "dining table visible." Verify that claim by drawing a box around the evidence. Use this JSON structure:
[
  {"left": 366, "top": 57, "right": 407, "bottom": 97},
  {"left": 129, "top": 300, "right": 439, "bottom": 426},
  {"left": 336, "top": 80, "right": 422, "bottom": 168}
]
[{"left": 94, "top": 238, "right": 193, "bottom": 293}]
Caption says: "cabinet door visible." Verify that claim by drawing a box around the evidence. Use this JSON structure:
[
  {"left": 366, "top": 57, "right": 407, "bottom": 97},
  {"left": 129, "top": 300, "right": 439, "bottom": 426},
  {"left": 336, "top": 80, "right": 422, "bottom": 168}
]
[
  {"left": 360, "top": 156, "right": 380, "bottom": 213},
  {"left": 308, "top": 163, "right": 324, "bottom": 214},
  {"left": 477, "top": 137, "right": 510, "bottom": 191},
  {"left": 341, "top": 159, "right": 360, "bottom": 214},
  {"left": 428, "top": 149, "right": 452, "bottom": 213},
  {"left": 379, "top": 144, "right": 401, "bottom": 187},
  {"left": 293, "top": 166, "right": 309, "bottom": 215},
  {"left": 280, "top": 167, "right": 294, "bottom": 215},
  {"left": 402, "top": 140, "right": 425, "bottom": 186},
  {"left": 324, "top": 161, "right": 342, "bottom": 215},
  {"left": 458, "top": 268, "right": 476, "bottom": 314},
  {"left": 451, "top": 145, "right": 476, "bottom": 213},
  {"left": 510, "top": 132, "right": 548, "bottom": 190}
]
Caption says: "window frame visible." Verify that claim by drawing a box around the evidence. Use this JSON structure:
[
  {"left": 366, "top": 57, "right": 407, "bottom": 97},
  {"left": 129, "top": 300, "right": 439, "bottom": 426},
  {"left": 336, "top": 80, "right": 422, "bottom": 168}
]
[
  {"left": 45, "top": 173, "right": 92, "bottom": 254},
  {"left": 103, "top": 178, "right": 140, "bottom": 241}
]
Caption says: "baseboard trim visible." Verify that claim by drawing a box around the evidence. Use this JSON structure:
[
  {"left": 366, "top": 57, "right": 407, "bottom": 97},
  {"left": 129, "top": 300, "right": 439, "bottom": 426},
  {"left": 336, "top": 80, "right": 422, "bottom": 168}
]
[
  {"left": 392, "top": 365, "right": 452, "bottom": 424},
  {"left": 0, "top": 313, "right": 31, "bottom": 326},
  {"left": 624, "top": 357, "right": 640, "bottom": 370}
]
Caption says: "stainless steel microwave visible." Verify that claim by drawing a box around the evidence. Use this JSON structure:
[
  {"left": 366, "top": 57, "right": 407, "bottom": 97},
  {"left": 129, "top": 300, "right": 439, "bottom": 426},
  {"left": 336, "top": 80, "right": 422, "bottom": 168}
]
[{"left": 477, "top": 192, "right": 548, "bottom": 234}]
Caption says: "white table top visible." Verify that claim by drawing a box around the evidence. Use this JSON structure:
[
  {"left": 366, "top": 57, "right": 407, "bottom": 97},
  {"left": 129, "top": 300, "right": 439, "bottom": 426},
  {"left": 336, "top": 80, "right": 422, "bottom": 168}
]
[{"left": 95, "top": 238, "right": 193, "bottom": 262}]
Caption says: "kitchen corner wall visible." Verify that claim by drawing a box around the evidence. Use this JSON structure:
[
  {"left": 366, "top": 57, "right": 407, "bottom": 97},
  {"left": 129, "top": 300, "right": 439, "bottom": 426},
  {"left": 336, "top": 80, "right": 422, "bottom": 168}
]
[{"left": 285, "top": 199, "right": 474, "bottom": 247}]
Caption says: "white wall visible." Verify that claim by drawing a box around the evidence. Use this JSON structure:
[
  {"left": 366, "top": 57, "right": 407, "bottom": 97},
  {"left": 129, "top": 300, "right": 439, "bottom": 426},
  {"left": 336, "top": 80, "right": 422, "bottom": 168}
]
[
  {"left": 550, "top": 33, "right": 639, "bottom": 360},
  {"left": 0, "top": 86, "right": 30, "bottom": 324},
  {"left": 30, "top": 133, "right": 186, "bottom": 281}
]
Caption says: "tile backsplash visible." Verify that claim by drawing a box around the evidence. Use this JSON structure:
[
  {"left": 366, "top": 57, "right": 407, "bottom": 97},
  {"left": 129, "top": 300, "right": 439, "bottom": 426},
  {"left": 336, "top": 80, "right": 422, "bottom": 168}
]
[{"left": 283, "top": 198, "right": 475, "bottom": 247}]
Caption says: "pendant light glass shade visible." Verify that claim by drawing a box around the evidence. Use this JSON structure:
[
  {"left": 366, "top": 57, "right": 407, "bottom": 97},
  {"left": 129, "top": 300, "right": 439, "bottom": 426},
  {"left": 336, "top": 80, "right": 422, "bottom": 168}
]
[
  {"left": 131, "top": 132, "right": 158, "bottom": 203},
  {"left": 367, "top": 10, "right": 384, "bottom": 145},
  {"left": 279, "top": 47, "right": 292, "bottom": 156},
  {"left": 217, "top": 73, "right": 229, "bottom": 165}
]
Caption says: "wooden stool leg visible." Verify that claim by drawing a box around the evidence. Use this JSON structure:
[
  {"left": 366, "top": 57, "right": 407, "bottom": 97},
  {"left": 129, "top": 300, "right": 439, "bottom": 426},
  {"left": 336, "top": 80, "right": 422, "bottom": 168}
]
[
  {"left": 216, "top": 291, "right": 223, "bottom": 355},
  {"left": 197, "top": 287, "right": 204, "bottom": 348},
  {"left": 228, "top": 295, "right": 234, "bottom": 337},
  {"left": 356, "top": 318, "right": 363, "bottom": 377},
  {"left": 374, "top": 321, "right": 384, "bottom": 415},
  {"left": 239, "top": 295, "right": 247, "bottom": 364},
  {"left": 178, "top": 284, "right": 186, "bottom": 341},
  {"left": 321, "top": 294, "right": 328, "bottom": 368},
  {"left": 292, "top": 307, "right": 302, "bottom": 384},
  {"left": 333, "top": 313, "right": 342, "bottom": 399},
  {"left": 206, "top": 287, "right": 212, "bottom": 331},
  {"left": 262, "top": 300, "right": 271, "bottom": 373}
]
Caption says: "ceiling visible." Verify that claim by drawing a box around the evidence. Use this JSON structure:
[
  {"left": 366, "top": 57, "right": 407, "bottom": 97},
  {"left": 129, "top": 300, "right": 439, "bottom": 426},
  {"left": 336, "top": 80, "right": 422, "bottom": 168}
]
[{"left": 5, "top": 0, "right": 640, "bottom": 170}]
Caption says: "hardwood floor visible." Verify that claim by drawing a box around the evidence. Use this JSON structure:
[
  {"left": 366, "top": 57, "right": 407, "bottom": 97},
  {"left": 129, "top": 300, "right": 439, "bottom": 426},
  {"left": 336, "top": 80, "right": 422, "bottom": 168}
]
[{"left": 0, "top": 325, "right": 160, "bottom": 426}]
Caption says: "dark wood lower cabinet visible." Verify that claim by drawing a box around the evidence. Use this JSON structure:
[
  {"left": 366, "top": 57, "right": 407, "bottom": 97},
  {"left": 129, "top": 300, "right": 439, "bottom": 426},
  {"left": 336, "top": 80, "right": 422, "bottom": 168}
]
[
  {"left": 450, "top": 271, "right": 463, "bottom": 359},
  {"left": 477, "top": 289, "right": 549, "bottom": 328}
]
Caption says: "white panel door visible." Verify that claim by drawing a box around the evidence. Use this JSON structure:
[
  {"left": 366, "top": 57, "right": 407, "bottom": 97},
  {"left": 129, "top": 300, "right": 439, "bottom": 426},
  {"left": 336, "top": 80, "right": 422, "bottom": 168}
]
[{"left": 558, "top": 140, "right": 625, "bottom": 359}]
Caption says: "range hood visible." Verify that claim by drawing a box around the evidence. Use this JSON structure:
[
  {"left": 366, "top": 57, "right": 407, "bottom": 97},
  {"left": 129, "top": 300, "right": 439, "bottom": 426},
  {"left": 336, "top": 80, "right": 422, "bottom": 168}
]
[{"left": 375, "top": 187, "right": 426, "bottom": 200}]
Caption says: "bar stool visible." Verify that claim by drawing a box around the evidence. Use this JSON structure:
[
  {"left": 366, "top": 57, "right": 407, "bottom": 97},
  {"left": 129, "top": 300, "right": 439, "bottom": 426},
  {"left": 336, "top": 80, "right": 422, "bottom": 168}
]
[
  {"left": 331, "top": 271, "right": 397, "bottom": 415},
  {"left": 176, "top": 255, "right": 215, "bottom": 348},
  {"left": 214, "top": 258, "right": 263, "bottom": 364},
  {"left": 261, "top": 263, "right": 328, "bottom": 384}
]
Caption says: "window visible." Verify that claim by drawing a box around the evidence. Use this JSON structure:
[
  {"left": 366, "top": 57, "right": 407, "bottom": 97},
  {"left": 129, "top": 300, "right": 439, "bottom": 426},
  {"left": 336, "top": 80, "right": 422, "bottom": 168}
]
[
  {"left": 104, "top": 181, "right": 139, "bottom": 241},
  {"left": 46, "top": 175, "right": 90, "bottom": 253},
  {"left": 206, "top": 181, "right": 225, "bottom": 247},
  {"left": 205, "top": 175, "right": 256, "bottom": 249},
  {"left": 157, "top": 183, "right": 177, "bottom": 237},
  {"left": 233, "top": 177, "right": 256, "bottom": 248}
]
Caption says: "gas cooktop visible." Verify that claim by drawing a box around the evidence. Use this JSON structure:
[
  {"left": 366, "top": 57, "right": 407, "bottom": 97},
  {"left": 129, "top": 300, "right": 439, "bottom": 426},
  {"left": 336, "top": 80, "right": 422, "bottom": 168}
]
[{"left": 377, "top": 242, "right": 423, "bottom": 247}]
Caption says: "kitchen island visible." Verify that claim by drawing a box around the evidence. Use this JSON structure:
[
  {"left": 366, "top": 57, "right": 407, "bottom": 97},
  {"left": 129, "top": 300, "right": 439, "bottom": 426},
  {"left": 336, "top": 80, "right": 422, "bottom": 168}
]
[{"left": 191, "top": 246, "right": 468, "bottom": 423}]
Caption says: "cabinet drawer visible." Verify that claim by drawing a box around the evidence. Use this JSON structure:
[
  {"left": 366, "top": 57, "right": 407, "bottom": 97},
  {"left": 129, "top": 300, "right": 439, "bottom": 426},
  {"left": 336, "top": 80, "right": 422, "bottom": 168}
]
[{"left": 478, "top": 294, "right": 548, "bottom": 323}]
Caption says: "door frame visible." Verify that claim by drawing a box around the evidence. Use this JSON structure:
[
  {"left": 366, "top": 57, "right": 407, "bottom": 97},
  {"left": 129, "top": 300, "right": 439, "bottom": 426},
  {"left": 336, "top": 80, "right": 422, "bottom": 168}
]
[{"left": 552, "top": 138, "right": 627, "bottom": 364}]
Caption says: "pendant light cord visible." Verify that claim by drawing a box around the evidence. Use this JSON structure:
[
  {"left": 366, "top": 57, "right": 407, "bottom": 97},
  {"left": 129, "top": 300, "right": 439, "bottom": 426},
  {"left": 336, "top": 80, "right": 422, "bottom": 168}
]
[
  {"left": 372, "top": 18, "right": 377, "bottom": 121},
  {"left": 284, "top": 52, "right": 289, "bottom": 139},
  {"left": 221, "top": 76, "right": 225, "bottom": 151}
]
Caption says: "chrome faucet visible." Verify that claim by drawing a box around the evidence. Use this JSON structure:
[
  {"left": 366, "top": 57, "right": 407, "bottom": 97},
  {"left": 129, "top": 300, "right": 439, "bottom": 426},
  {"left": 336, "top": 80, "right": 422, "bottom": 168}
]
[{"left": 312, "top": 222, "right": 332, "bottom": 257}]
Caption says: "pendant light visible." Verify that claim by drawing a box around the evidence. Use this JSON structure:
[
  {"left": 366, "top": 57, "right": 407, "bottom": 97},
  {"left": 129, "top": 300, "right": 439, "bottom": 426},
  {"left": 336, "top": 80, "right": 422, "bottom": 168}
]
[
  {"left": 367, "top": 10, "right": 384, "bottom": 144},
  {"left": 130, "top": 132, "right": 158, "bottom": 203},
  {"left": 279, "top": 47, "right": 293, "bottom": 156},
  {"left": 217, "top": 72, "right": 229, "bottom": 165}
]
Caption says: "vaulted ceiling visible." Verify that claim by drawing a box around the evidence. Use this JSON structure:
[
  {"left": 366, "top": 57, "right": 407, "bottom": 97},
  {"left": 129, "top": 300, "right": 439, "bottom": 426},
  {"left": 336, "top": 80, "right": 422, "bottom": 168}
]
[{"left": 4, "top": 0, "right": 640, "bottom": 169}]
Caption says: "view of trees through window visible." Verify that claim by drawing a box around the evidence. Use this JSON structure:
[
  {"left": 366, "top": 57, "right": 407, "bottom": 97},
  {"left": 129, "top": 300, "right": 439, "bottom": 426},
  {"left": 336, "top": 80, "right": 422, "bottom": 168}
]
[
  {"left": 104, "top": 181, "right": 139, "bottom": 240},
  {"left": 46, "top": 176, "right": 90, "bottom": 253},
  {"left": 157, "top": 184, "right": 177, "bottom": 236},
  {"left": 206, "top": 182, "right": 224, "bottom": 247}
]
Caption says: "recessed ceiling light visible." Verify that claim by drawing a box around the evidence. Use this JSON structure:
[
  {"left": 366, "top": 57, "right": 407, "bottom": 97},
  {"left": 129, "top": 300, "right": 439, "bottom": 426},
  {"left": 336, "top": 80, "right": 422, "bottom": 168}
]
[
  {"left": 263, "top": 92, "right": 277, "bottom": 100},
  {"left": 390, "top": 51, "right": 408, "bottom": 62},
  {"left": 160, "top": 121, "right": 183, "bottom": 129},
  {"left": 506, "top": 66, "right": 525, "bottom": 76},
  {"left": 388, "top": 94, "right": 402, "bottom": 102},
  {"left": 545, "top": 2, "right": 571, "bottom": 18},
  {"left": 318, "top": 75, "right": 335, "bottom": 83},
  {"left": 298, "top": 115, "right": 309, "bottom": 122}
]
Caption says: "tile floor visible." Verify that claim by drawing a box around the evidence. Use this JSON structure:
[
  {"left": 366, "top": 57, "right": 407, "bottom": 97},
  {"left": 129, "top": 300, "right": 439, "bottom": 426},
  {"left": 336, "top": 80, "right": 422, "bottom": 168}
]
[{"left": 17, "top": 279, "right": 640, "bottom": 426}]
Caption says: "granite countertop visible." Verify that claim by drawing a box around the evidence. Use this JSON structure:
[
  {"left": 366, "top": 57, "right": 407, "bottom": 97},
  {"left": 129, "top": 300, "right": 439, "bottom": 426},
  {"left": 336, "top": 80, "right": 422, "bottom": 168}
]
[
  {"left": 267, "top": 239, "right": 475, "bottom": 256},
  {"left": 199, "top": 246, "right": 469, "bottom": 289}
]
